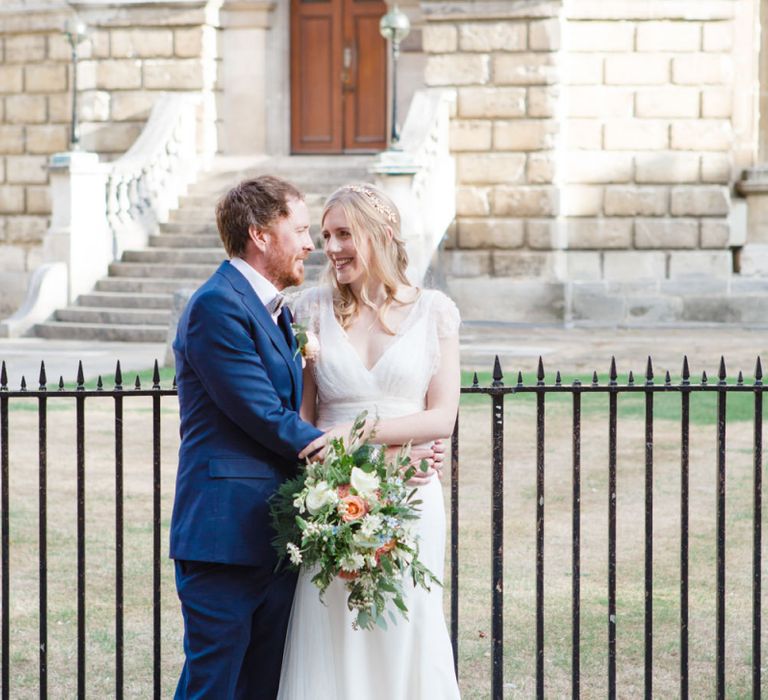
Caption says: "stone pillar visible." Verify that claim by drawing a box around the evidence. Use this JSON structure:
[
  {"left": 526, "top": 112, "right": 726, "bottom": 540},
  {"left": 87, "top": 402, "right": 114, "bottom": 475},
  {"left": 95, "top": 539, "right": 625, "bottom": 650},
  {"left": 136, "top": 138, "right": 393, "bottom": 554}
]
[
  {"left": 420, "top": 0, "right": 567, "bottom": 321},
  {"left": 45, "top": 151, "right": 111, "bottom": 303},
  {"left": 421, "top": 0, "right": 563, "bottom": 256},
  {"left": 218, "top": 1, "right": 276, "bottom": 154},
  {"left": 736, "top": 167, "right": 768, "bottom": 275}
]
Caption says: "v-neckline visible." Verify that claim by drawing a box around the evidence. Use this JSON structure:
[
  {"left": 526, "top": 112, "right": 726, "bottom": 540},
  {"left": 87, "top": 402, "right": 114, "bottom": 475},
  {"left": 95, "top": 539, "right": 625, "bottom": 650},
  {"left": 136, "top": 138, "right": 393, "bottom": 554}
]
[{"left": 332, "top": 293, "right": 424, "bottom": 374}]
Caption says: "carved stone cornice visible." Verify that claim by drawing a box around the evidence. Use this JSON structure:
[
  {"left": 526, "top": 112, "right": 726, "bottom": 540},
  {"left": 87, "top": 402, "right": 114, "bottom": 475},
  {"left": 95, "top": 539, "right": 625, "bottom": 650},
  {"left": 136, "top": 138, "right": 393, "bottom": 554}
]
[
  {"left": 220, "top": 0, "right": 276, "bottom": 29},
  {"left": 737, "top": 167, "right": 768, "bottom": 196},
  {"left": 421, "top": 0, "right": 561, "bottom": 22},
  {"left": 67, "top": 0, "right": 212, "bottom": 28}
]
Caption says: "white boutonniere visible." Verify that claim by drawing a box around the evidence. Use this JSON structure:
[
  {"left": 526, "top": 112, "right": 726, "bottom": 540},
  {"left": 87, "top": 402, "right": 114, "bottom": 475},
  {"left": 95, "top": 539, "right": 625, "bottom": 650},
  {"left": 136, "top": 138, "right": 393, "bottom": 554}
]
[{"left": 291, "top": 323, "right": 320, "bottom": 368}]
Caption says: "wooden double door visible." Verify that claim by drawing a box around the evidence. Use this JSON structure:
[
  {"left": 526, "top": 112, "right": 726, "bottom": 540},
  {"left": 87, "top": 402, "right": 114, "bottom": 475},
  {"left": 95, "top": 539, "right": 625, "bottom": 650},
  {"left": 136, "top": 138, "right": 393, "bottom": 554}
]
[{"left": 290, "top": 0, "right": 388, "bottom": 154}]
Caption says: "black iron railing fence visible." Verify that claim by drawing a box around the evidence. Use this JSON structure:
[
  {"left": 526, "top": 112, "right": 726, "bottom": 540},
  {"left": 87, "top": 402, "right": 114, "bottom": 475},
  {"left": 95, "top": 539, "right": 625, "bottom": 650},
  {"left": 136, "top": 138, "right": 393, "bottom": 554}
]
[
  {"left": 0, "top": 355, "right": 764, "bottom": 699},
  {"left": 0, "top": 360, "right": 175, "bottom": 700}
]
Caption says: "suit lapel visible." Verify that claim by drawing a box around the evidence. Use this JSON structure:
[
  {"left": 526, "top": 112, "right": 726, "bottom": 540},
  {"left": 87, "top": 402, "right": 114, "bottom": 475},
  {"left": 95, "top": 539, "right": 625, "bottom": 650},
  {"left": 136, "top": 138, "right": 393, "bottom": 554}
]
[
  {"left": 218, "top": 263, "right": 299, "bottom": 394},
  {"left": 278, "top": 307, "right": 304, "bottom": 408}
]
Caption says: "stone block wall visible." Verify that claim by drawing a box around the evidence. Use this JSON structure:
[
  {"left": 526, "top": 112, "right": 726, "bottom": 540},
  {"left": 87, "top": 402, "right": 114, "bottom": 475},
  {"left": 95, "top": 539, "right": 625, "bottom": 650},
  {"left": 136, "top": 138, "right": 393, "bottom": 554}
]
[
  {"left": 0, "top": 1, "right": 217, "bottom": 317},
  {"left": 422, "top": 0, "right": 753, "bottom": 313},
  {"left": 423, "top": 1, "right": 563, "bottom": 286},
  {"left": 561, "top": 0, "right": 737, "bottom": 283}
]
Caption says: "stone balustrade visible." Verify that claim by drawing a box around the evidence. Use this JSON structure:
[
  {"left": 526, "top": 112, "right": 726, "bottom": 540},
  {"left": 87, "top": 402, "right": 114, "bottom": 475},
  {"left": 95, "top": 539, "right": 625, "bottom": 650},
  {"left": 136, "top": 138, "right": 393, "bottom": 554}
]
[
  {"left": 105, "top": 93, "right": 200, "bottom": 257},
  {"left": 370, "top": 89, "right": 456, "bottom": 285},
  {"left": 0, "top": 0, "right": 217, "bottom": 319},
  {"left": 0, "top": 92, "right": 201, "bottom": 337}
]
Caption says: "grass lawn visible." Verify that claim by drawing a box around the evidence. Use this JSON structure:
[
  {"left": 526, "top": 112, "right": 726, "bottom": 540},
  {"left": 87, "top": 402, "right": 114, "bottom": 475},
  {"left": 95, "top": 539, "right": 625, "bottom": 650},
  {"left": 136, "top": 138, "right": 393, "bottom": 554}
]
[{"left": 0, "top": 374, "right": 764, "bottom": 697}]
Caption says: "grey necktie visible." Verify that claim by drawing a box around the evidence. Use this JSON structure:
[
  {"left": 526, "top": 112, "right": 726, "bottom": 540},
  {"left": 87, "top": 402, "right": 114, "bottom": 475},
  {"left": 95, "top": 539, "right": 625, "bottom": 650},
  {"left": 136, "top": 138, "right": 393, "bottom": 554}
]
[{"left": 266, "top": 293, "right": 286, "bottom": 316}]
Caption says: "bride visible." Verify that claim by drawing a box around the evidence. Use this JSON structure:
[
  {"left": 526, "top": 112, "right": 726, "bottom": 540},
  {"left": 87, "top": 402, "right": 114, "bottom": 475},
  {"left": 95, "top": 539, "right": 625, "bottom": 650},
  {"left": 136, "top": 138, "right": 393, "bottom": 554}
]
[{"left": 278, "top": 184, "right": 461, "bottom": 699}]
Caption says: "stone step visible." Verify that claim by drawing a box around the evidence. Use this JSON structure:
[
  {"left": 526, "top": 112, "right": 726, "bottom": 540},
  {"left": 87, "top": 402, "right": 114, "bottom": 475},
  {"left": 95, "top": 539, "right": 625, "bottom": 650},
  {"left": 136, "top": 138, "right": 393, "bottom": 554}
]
[
  {"left": 159, "top": 219, "right": 325, "bottom": 239},
  {"left": 55, "top": 306, "right": 172, "bottom": 325},
  {"left": 167, "top": 204, "right": 325, "bottom": 227},
  {"left": 149, "top": 233, "right": 223, "bottom": 248},
  {"left": 77, "top": 291, "right": 173, "bottom": 309},
  {"left": 160, "top": 221, "right": 218, "bottom": 236},
  {"left": 35, "top": 322, "right": 167, "bottom": 343},
  {"left": 109, "top": 261, "right": 219, "bottom": 278},
  {"left": 176, "top": 192, "right": 328, "bottom": 212},
  {"left": 123, "top": 248, "right": 225, "bottom": 264},
  {"left": 96, "top": 277, "right": 207, "bottom": 294},
  {"left": 122, "top": 248, "right": 328, "bottom": 266},
  {"left": 188, "top": 175, "right": 370, "bottom": 198},
  {"left": 155, "top": 224, "right": 324, "bottom": 246},
  {"left": 168, "top": 207, "right": 217, "bottom": 224}
]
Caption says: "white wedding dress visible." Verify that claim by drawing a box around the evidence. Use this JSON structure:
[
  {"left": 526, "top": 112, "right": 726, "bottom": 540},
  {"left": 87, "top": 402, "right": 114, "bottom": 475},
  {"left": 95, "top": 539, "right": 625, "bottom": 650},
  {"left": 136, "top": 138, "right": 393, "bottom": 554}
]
[{"left": 277, "top": 286, "right": 461, "bottom": 700}]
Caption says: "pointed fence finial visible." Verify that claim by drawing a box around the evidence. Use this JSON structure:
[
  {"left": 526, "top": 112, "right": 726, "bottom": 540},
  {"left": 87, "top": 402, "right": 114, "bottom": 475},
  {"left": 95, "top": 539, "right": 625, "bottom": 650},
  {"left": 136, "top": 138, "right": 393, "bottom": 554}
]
[
  {"left": 609, "top": 357, "right": 617, "bottom": 385},
  {"left": 537, "top": 357, "right": 545, "bottom": 385},
  {"left": 628, "top": 370, "right": 635, "bottom": 386},
  {"left": 0, "top": 361, "right": 6, "bottom": 391},
  {"left": 492, "top": 356, "right": 503, "bottom": 387},
  {"left": 97, "top": 376, "right": 103, "bottom": 391},
  {"left": 516, "top": 370, "right": 523, "bottom": 387},
  {"left": 756, "top": 356, "right": 763, "bottom": 383},
  {"left": 172, "top": 374, "right": 177, "bottom": 389},
  {"left": 134, "top": 375, "right": 142, "bottom": 391},
  {"left": 76, "top": 361, "right": 84, "bottom": 391},
  {"left": 555, "top": 370, "right": 562, "bottom": 386},
  {"left": 665, "top": 370, "right": 671, "bottom": 386},
  {"left": 718, "top": 356, "right": 727, "bottom": 384},
  {"left": 645, "top": 356, "right": 654, "bottom": 384},
  {"left": 471, "top": 371, "right": 479, "bottom": 388},
  {"left": 58, "top": 376, "right": 64, "bottom": 391},
  {"left": 737, "top": 370, "right": 744, "bottom": 386},
  {"left": 38, "top": 361, "right": 47, "bottom": 391},
  {"left": 592, "top": 370, "right": 598, "bottom": 386},
  {"left": 152, "top": 359, "right": 161, "bottom": 390},
  {"left": 115, "top": 361, "right": 123, "bottom": 391},
  {"left": 702, "top": 370, "right": 708, "bottom": 385},
  {"left": 682, "top": 356, "right": 690, "bottom": 385},
  {"left": 20, "top": 376, "right": 27, "bottom": 391}
]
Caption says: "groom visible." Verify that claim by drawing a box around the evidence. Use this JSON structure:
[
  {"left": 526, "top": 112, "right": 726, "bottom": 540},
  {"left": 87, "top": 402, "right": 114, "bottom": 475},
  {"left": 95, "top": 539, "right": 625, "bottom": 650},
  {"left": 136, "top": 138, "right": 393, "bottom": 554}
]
[{"left": 170, "top": 175, "right": 325, "bottom": 699}]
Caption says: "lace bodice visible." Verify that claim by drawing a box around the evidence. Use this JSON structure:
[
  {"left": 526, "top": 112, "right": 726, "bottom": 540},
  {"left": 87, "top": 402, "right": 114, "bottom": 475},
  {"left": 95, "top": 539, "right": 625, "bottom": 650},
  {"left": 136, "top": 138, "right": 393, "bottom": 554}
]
[{"left": 292, "top": 286, "right": 460, "bottom": 430}]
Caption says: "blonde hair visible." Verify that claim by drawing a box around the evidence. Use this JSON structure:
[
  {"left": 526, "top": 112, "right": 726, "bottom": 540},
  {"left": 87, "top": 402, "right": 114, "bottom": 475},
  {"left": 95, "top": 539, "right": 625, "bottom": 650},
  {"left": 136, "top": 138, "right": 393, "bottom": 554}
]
[{"left": 321, "top": 184, "right": 414, "bottom": 334}]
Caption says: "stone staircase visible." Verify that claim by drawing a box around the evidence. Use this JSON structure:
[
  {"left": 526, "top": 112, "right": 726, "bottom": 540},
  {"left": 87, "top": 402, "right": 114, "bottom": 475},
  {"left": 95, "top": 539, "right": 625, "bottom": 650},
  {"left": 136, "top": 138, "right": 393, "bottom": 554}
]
[{"left": 35, "top": 156, "right": 374, "bottom": 342}]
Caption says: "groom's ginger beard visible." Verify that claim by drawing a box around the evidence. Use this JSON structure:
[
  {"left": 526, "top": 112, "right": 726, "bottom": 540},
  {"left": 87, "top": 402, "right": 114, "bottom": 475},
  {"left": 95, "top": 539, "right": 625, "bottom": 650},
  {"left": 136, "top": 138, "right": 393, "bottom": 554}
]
[
  {"left": 263, "top": 236, "right": 305, "bottom": 289},
  {"left": 266, "top": 256, "right": 304, "bottom": 290}
]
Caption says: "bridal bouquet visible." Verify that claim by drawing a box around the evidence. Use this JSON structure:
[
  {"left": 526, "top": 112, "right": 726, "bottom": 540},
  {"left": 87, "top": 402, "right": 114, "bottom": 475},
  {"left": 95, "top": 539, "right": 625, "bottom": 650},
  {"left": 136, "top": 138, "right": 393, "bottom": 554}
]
[{"left": 270, "top": 413, "right": 440, "bottom": 631}]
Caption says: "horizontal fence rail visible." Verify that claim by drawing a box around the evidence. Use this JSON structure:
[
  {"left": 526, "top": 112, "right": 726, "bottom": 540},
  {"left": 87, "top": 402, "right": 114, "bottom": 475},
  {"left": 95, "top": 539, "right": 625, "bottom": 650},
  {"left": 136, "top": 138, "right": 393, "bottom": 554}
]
[{"left": 0, "top": 354, "right": 765, "bottom": 698}]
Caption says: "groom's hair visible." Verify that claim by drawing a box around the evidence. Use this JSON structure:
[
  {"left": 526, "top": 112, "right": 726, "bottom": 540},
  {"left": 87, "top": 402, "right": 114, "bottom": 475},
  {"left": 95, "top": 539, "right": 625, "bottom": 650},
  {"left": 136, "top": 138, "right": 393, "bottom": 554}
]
[{"left": 216, "top": 176, "right": 304, "bottom": 258}]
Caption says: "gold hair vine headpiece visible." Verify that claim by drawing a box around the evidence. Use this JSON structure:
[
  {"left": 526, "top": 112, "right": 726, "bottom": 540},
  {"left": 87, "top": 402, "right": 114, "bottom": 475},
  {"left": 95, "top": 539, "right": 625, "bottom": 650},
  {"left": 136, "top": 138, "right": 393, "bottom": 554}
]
[{"left": 341, "top": 185, "right": 398, "bottom": 223}]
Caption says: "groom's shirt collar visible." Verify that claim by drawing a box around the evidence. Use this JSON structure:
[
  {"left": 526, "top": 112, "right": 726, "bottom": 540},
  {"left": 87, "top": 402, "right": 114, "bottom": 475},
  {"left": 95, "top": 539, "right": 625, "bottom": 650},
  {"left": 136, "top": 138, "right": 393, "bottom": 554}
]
[{"left": 229, "top": 257, "right": 281, "bottom": 323}]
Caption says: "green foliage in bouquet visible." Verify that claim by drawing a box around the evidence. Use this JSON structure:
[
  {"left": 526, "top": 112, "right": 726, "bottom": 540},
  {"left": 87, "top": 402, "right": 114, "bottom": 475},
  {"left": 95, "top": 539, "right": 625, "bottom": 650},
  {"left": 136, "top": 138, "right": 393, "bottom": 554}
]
[{"left": 271, "top": 412, "right": 440, "bottom": 631}]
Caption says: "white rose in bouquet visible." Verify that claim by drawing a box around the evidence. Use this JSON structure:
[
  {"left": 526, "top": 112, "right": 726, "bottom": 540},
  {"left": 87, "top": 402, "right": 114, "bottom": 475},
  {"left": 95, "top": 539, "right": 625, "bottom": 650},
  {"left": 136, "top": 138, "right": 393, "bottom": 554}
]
[
  {"left": 350, "top": 467, "right": 380, "bottom": 497},
  {"left": 305, "top": 481, "right": 337, "bottom": 515}
]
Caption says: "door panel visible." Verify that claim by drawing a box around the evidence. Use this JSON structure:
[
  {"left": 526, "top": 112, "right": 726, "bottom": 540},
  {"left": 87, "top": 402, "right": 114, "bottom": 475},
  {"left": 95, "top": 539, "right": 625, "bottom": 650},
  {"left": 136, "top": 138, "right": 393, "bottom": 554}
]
[
  {"left": 343, "top": 2, "right": 387, "bottom": 151},
  {"left": 291, "top": 0, "right": 387, "bottom": 154},
  {"left": 291, "top": 0, "right": 343, "bottom": 153}
]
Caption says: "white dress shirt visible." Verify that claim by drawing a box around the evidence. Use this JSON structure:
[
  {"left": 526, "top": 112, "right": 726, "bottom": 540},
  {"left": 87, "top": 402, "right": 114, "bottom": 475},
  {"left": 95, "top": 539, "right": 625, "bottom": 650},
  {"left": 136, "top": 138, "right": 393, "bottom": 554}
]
[{"left": 229, "top": 257, "right": 282, "bottom": 324}]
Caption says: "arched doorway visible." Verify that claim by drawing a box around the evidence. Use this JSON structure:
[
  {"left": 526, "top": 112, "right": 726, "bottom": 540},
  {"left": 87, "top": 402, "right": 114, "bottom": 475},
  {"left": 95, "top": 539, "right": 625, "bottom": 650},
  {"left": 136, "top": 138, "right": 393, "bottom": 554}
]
[{"left": 290, "top": 0, "right": 388, "bottom": 153}]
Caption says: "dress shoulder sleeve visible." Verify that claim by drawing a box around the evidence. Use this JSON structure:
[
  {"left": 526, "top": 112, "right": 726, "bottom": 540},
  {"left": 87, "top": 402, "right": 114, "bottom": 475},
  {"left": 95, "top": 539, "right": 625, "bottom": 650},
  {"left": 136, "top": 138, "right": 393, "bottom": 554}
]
[
  {"left": 288, "top": 286, "right": 324, "bottom": 332},
  {"left": 430, "top": 290, "right": 461, "bottom": 338}
]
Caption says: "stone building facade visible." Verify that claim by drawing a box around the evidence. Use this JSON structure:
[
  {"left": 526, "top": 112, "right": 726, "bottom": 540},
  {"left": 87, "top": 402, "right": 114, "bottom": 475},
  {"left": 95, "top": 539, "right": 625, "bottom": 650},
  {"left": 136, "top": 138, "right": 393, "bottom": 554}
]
[{"left": 0, "top": 0, "right": 766, "bottom": 324}]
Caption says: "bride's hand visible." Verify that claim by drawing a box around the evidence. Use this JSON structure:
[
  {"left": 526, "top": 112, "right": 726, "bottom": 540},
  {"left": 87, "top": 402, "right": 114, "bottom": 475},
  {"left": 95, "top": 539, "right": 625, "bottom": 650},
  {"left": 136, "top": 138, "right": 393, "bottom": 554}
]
[
  {"left": 298, "top": 419, "right": 373, "bottom": 461},
  {"left": 398, "top": 440, "right": 445, "bottom": 486}
]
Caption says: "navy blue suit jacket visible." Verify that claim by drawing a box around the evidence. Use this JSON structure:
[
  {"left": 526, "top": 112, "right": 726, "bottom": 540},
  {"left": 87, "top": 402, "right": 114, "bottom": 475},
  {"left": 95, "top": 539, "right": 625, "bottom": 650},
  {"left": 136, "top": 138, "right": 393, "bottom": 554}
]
[{"left": 170, "top": 261, "right": 323, "bottom": 567}]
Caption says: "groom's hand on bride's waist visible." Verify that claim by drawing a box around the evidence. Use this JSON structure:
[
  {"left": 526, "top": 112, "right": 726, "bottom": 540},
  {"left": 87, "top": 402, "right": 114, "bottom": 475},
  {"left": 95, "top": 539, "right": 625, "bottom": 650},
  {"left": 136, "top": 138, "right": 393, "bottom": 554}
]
[{"left": 298, "top": 420, "right": 374, "bottom": 462}]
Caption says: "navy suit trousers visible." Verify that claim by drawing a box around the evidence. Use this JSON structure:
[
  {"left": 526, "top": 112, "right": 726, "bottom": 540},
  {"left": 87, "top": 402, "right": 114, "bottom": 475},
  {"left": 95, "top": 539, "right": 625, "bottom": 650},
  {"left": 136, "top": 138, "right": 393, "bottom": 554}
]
[{"left": 174, "top": 560, "right": 298, "bottom": 700}]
